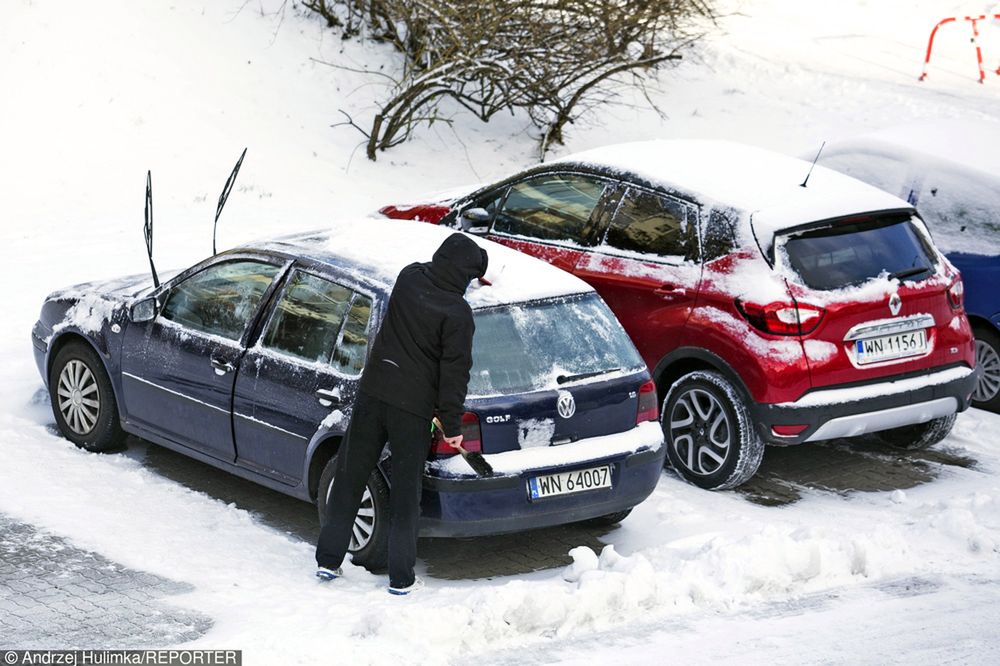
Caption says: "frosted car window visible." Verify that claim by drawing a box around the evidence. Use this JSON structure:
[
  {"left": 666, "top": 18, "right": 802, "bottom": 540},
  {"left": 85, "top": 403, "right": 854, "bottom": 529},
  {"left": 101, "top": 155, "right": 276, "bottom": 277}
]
[
  {"left": 782, "top": 216, "right": 935, "bottom": 291},
  {"left": 160, "top": 260, "right": 280, "bottom": 341},
  {"left": 262, "top": 272, "right": 353, "bottom": 365},
  {"left": 493, "top": 174, "right": 606, "bottom": 244},
  {"left": 331, "top": 294, "right": 372, "bottom": 375},
  {"left": 606, "top": 188, "right": 695, "bottom": 260},
  {"left": 468, "top": 293, "right": 645, "bottom": 396},
  {"left": 915, "top": 170, "right": 1000, "bottom": 256}
]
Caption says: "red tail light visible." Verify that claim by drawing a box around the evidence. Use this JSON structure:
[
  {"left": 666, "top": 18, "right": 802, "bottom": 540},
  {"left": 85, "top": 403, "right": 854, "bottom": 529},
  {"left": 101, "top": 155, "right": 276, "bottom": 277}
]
[
  {"left": 947, "top": 278, "right": 964, "bottom": 310},
  {"left": 636, "top": 380, "right": 659, "bottom": 423},
  {"left": 736, "top": 299, "right": 825, "bottom": 336},
  {"left": 430, "top": 412, "right": 482, "bottom": 454}
]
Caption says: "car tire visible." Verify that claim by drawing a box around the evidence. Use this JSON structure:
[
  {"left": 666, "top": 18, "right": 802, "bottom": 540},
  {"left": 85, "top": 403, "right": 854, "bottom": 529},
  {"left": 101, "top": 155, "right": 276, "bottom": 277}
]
[
  {"left": 972, "top": 326, "right": 1000, "bottom": 412},
  {"left": 581, "top": 508, "right": 632, "bottom": 527},
  {"left": 316, "top": 456, "right": 390, "bottom": 570},
  {"left": 49, "top": 340, "right": 125, "bottom": 453},
  {"left": 661, "top": 371, "right": 764, "bottom": 490},
  {"left": 874, "top": 413, "right": 956, "bottom": 450}
]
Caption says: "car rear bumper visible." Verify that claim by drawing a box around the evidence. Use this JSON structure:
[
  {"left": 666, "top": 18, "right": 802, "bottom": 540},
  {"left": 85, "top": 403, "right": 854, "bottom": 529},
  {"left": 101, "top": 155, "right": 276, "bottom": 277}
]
[
  {"left": 755, "top": 365, "right": 978, "bottom": 445},
  {"left": 417, "top": 432, "right": 665, "bottom": 537}
]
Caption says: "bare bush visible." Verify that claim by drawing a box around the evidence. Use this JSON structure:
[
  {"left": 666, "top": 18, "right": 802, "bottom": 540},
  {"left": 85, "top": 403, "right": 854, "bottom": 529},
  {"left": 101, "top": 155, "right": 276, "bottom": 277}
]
[{"left": 307, "top": 0, "right": 716, "bottom": 160}]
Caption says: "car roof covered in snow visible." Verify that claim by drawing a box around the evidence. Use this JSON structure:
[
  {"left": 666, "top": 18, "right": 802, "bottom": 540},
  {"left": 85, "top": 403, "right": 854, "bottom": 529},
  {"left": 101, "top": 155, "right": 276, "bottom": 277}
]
[
  {"left": 554, "top": 139, "right": 912, "bottom": 244},
  {"left": 249, "top": 217, "right": 593, "bottom": 308},
  {"left": 823, "top": 119, "right": 1000, "bottom": 179}
]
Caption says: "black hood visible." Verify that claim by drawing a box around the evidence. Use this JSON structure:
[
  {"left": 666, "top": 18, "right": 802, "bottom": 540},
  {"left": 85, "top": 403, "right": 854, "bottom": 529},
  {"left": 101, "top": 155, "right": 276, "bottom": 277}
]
[{"left": 428, "top": 233, "right": 489, "bottom": 294}]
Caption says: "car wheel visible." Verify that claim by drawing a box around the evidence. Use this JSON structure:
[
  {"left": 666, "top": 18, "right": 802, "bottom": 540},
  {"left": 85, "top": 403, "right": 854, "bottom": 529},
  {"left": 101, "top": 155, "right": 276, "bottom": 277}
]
[
  {"left": 874, "top": 413, "right": 956, "bottom": 450},
  {"left": 49, "top": 341, "right": 125, "bottom": 452},
  {"left": 972, "top": 327, "right": 1000, "bottom": 412},
  {"left": 661, "top": 371, "right": 764, "bottom": 490},
  {"left": 316, "top": 456, "right": 390, "bottom": 570},
  {"left": 580, "top": 508, "right": 632, "bottom": 527}
]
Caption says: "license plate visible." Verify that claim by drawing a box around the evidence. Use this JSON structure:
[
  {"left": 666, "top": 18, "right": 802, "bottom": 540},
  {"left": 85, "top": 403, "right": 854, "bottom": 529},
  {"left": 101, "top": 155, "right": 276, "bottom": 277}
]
[
  {"left": 855, "top": 329, "right": 928, "bottom": 365},
  {"left": 527, "top": 465, "right": 612, "bottom": 500}
]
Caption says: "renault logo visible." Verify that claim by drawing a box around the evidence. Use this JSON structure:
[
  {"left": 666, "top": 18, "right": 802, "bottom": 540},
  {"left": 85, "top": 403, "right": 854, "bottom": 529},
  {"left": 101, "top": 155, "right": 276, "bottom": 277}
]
[
  {"left": 889, "top": 292, "right": 902, "bottom": 316},
  {"left": 556, "top": 391, "right": 576, "bottom": 419}
]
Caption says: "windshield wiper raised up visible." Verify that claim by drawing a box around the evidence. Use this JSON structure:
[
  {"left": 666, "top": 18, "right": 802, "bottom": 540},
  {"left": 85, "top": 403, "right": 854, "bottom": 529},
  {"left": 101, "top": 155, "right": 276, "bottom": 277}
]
[{"left": 557, "top": 368, "right": 621, "bottom": 385}]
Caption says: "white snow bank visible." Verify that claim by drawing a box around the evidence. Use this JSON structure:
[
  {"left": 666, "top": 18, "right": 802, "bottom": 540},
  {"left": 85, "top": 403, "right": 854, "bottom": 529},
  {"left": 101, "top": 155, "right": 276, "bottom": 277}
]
[{"left": 427, "top": 421, "right": 663, "bottom": 477}]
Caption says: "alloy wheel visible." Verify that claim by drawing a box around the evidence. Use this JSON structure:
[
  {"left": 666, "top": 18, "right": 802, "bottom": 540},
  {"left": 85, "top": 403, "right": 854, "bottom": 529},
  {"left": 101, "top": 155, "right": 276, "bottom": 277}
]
[
  {"left": 669, "top": 388, "right": 732, "bottom": 476},
  {"left": 56, "top": 359, "right": 100, "bottom": 436},
  {"left": 974, "top": 339, "right": 1000, "bottom": 403},
  {"left": 326, "top": 483, "right": 377, "bottom": 551}
]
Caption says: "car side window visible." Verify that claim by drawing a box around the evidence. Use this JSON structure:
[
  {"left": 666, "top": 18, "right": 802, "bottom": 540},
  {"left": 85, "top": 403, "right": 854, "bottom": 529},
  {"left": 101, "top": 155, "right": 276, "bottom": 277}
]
[
  {"left": 702, "top": 207, "right": 739, "bottom": 261},
  {"left": 160, "top": 260, "right": 280, "bottom": 341},
  {"left": 262, "top": 272, "right": 353, "bottom": 364},
  {"left": 492, "top": 174, "right": 607, "bottom": 244},
  {"left": 605, "top": 188, "right": 697, "bottom": 261},
  {"left": 332, "top": 294, "right": 373, "bottom": 375}
]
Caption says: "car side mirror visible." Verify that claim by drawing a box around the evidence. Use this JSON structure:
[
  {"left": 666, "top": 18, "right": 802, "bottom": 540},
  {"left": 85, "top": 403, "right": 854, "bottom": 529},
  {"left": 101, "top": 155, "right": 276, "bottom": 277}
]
[
  {"left": 130, "top": 297, "right": 158, "bottom": 323},
  {"left": 459, "top": 207, "right": 491, "bottom": 234}
]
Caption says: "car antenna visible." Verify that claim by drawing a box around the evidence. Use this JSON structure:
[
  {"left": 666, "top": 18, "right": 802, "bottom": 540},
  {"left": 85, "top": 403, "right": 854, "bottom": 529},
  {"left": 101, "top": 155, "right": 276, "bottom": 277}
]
[
  {"left": 800, "top": 141, "right": 826, "bottom": 188},
  {"left": 213, "top": 148, "right": 247, "bottom": 255},
  {"left": 144, "top": 170, "right": 160, "bottom": 288}
]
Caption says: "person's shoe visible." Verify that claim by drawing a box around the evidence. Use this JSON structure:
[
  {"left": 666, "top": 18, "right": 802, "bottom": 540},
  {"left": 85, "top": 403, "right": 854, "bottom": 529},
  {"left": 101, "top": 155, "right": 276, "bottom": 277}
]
[
  {"left": 316, "top": 566, "right": 343, "bottom": 581},
  {"left": 388, "top": 576, "right": 425, "bottom": 596}
]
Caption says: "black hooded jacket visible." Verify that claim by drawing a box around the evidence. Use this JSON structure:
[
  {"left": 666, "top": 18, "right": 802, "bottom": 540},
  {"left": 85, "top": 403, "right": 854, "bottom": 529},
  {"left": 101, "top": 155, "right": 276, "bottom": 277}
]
[{"left": 359, "top": 233, "right": 489, "bottom": 437}]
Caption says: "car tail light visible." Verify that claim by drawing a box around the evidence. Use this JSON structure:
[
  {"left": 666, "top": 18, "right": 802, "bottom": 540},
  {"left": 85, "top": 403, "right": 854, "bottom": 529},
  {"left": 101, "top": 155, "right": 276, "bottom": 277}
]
[
  {"left": 947, "top": 278, "right": 964, "bottom": 310},
  {"left": 636, "top": 380, "right": 659, "bottom": 423},
  {"left": 430, "top": 412, "right": 482, "bottom": 454},
  {"left": 736, "top": 299, "right": 825, "bottom": 336}
]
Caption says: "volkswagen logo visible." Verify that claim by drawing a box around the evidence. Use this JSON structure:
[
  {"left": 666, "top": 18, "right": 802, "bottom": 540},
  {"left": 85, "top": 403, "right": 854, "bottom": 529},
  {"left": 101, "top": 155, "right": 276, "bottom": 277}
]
[
  {"left": 889, "top": 292, "right": 902, "bottom": 316},
  {"left": 556, "top": 391, "right": 576, "bottom": 419}
]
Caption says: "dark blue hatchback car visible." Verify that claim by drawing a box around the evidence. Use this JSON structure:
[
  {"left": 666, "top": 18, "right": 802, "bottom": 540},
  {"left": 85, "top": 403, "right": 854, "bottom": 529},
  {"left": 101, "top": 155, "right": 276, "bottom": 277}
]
[{"left": 31, "top": 219, "right": 665, "bottom": 567}]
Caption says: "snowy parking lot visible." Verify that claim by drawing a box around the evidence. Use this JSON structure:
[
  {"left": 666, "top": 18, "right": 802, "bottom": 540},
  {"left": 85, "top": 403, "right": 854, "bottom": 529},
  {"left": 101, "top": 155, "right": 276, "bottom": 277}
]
[{"left": 2, "top": 0, "right": 1000, "bottom": 663}]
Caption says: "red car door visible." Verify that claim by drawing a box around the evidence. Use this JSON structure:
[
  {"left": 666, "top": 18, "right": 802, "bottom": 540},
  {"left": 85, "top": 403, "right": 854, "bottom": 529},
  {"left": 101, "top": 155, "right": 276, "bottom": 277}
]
[{"left": 571, "top": 186, "right": 703, "bottom": 372}]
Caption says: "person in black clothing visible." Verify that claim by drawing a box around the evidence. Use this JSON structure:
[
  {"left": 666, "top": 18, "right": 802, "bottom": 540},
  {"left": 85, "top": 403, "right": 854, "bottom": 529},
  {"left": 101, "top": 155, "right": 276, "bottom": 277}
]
[{"left": 315, "top": 232, "right": 488, "bottom": 594}]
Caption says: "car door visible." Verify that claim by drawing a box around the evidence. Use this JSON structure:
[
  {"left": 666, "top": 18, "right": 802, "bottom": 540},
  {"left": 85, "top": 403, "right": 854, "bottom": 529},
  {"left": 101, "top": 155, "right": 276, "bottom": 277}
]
[
  {"left": 483, "top": 172, "right": 614, "bottom": 271},
  {"left": 232, "top": 268, "right": 376, "bottom": 485},
  {"left": 120, "top": 257, "right": 285, "bottom": 461},
  {"left": 571, "top": 185, "right": 703, "bottom": 369}
]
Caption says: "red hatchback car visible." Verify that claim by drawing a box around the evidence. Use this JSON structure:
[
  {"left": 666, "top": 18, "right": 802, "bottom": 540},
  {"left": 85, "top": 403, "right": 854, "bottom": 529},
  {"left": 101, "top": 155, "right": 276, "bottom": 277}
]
[{"left": 381, "top": 140, "right": 978, "bottom": 489}]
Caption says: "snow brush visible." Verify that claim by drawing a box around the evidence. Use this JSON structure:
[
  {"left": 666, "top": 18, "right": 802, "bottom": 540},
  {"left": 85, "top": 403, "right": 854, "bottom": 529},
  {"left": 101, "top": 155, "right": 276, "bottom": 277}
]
[{"left": 432, "top": 417, "right": 494, "bottom": 477}]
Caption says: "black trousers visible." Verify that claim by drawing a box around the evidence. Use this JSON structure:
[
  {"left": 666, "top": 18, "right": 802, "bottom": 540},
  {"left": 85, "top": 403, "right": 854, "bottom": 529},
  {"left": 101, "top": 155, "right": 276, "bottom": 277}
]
[{"left": 315, "top": 390, "right": 429, "bottom": 588}]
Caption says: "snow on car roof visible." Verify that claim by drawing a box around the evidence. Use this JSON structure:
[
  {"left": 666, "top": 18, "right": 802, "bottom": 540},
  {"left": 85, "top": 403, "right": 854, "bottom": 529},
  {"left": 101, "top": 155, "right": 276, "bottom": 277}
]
[
  {"left": 258, "top": 217, "right": 592, "bottom": 308},
  {"left": 556, "top": 139, "right": 911, "bottom": 243},
  {"left": 835, "top": 120, "right": 1000, "bottom": 178}
]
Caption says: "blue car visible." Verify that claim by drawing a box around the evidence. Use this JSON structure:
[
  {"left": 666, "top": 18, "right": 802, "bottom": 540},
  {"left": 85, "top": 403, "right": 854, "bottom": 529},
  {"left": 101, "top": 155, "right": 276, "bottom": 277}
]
[
  {"left": 31, "top": 219, "right": 665, "bottom": 567},
  {"left": 815, "top": 122, "right": 1000, "bottom": 412}
]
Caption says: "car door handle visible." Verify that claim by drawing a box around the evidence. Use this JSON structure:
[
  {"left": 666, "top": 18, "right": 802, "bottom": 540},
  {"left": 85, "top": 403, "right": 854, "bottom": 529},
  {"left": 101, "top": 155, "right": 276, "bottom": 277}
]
[
  {"left": 316, "top": 388, "right": 341, "bottom": 408},
  {"left": 654, "top": 284, "right": 687, "bottom": 299},
  {"left": 210, "top": 358, "right": 234, "bottom": 375}
]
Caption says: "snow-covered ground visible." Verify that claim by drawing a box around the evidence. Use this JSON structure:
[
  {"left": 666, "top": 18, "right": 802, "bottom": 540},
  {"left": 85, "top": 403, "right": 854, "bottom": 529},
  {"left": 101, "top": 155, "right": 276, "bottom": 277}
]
[{"left": 2, "top": 0, "right": 1000, "bottom": 663}]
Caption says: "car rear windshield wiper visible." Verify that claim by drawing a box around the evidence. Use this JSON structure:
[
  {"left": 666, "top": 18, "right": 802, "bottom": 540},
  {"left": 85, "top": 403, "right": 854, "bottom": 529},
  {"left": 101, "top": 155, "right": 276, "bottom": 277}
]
[
  {"left": 890, "top": 266, "right": 931, "bottom": 280},
  {"left": 557, "top": 368, "right": 621, "bottom": 384}
]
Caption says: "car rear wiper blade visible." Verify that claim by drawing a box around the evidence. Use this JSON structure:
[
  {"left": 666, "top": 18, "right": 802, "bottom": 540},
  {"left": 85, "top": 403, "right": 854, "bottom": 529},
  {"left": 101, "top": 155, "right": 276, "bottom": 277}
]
[
  {"left": 557, "top": 368, "right": 620, "bottom": 384},
  {"left": 890, "top": 266, "right": 931, "bottom": 280}
]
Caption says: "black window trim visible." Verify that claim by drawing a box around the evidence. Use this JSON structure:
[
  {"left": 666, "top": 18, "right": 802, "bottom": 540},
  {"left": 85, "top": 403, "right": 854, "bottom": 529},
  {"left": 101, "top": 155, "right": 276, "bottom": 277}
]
[
  {"left": 590, "top": 182, "right": 703, "bottom": 267},
  {"left": 484, "top": 169, "right": 619, "bottom": 250}
]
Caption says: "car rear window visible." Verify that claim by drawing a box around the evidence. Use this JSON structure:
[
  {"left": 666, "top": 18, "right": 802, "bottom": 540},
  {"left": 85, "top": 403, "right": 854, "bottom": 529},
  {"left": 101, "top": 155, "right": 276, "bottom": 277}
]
[
  {"left": 780, "top": 216, "right": 936, "bottom": 291},
  {"left": 468, "top": 293, "right": 644, "bottom": 396}
]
